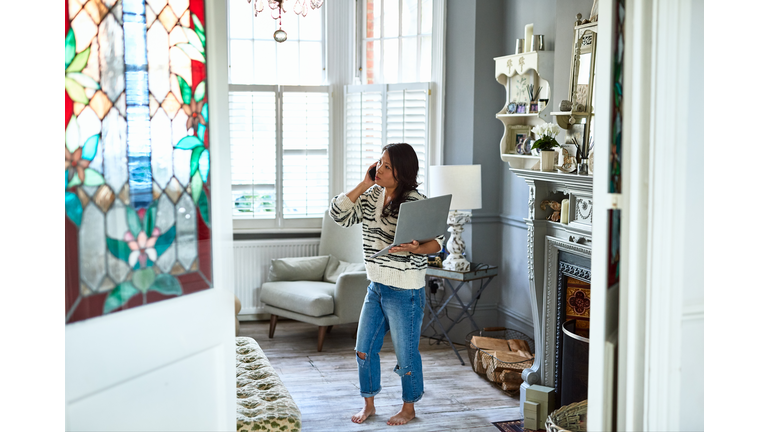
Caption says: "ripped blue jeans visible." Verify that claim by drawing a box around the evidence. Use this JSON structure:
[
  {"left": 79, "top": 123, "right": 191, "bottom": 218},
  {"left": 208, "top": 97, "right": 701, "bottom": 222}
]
[{"left": 355, "top": 282, "right": 426, "bottom": 403}]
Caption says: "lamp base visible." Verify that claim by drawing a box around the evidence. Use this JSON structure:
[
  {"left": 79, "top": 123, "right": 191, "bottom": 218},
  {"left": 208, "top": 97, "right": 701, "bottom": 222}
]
[
  {"left": 443, "top": 211, "right": 471, "bottom": 272},
  {"left": 443, "top": 254, "right": 470, "bottom": 272}
]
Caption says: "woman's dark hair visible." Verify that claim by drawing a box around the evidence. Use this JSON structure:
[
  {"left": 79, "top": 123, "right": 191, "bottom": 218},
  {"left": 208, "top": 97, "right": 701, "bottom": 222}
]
[{"left": 381, "top": 143, "right": 420, "bottom": 218}]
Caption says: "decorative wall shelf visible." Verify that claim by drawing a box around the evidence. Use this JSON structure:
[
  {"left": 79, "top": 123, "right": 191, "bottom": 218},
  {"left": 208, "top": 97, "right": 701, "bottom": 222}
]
[
  {"left": 494, "top": 51, "right": 555, "bottom": 168},
  {"left": 549, "top": 111, "right": 594, "bottom": 129},
  {"left": 501, "top": 154, "right": 540, "bottom": 170}
]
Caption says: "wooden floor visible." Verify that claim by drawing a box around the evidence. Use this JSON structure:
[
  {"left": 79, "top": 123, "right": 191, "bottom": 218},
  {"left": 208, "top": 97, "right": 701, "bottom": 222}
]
[{"left": 239, "top": 319, "right": 523, "bottom": 432}]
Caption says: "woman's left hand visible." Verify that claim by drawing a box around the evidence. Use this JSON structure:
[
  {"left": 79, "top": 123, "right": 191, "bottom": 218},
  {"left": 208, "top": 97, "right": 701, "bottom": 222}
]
[{"left": 389, "top": 240, "right": 420, "bottom": 254}]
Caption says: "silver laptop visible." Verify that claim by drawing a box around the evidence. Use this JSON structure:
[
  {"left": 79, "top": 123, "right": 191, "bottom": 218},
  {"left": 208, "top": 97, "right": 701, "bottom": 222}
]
[{"left": 369, "top": 194, "right": 452, "bottom": 259}]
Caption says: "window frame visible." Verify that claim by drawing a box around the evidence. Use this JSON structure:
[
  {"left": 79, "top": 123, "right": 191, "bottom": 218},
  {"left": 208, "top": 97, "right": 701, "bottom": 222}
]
[
  {"left": 226, "top": 0, "right": 330, "bottom": 232},
  {"left": 357, "top": 0, "right": 433, "bottom": 85},
  {"left": 220, "top": 0, "right": 446, "bottom": 234},
  {"left": 228, "top": 84, "right": 331, "bottom": 231}
]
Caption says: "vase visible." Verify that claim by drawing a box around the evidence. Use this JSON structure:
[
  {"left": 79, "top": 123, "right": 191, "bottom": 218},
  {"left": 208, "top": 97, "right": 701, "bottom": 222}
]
[{"left": 540, "top": 150, "right": 556, "bottom": 172}]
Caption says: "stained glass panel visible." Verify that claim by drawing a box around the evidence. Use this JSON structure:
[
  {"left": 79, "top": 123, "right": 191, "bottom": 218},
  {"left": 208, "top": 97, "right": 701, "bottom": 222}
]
[
  {"left": 66, "top": 0, "right": 211, "bottom": 324},
  {"left": 607, "top": 0, "right": 625, "bottom": 287}
]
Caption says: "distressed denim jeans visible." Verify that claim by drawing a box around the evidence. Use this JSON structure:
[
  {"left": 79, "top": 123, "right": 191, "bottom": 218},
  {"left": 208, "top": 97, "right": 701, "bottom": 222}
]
[{"left": 355, "top": 282, "right": 426, "bottom": 403}]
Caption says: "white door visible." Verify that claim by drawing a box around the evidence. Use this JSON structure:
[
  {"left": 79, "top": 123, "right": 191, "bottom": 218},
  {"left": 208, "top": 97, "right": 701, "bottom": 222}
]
[{"left": 65, "top": 1, "right": 235, "bottom": 429}]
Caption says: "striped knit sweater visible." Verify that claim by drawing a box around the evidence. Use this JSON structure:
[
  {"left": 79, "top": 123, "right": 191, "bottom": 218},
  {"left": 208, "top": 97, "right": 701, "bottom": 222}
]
[{"left": 329, "top": 185, "right": 444, "bottom": 290}]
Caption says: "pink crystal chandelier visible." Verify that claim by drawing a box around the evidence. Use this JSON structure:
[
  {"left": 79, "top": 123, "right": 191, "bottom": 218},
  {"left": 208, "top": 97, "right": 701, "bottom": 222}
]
[{"left": 246, "top": 0, "right": 325, "bottom": 43}]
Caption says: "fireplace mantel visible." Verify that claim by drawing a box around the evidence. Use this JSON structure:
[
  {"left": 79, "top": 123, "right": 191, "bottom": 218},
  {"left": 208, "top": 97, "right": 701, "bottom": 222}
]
[{"left": 510, "top": 168, "right": 593, "bottom": 410}]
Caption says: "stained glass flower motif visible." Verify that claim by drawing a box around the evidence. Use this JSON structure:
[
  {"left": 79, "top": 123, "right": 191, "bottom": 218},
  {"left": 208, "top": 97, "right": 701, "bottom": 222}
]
[{"left": 66, "top": 0, "right": 212, "bottom": 324}]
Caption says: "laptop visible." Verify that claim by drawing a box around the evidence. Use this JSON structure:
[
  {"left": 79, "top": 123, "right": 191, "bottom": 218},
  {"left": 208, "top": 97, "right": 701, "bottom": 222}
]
[{"left": 369, "top": 194, "right": 452, "bottom": 259}]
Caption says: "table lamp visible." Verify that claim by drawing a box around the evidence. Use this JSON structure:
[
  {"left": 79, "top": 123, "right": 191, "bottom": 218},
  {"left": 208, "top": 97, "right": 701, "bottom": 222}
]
[{"left": 428, "top": 165, "right": 483, "bottom": 272}]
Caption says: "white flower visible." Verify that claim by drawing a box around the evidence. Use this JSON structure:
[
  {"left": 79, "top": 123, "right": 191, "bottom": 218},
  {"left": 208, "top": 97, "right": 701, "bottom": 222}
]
[{"left": 532, "top": 122, "right": 561, "bottom": 139}]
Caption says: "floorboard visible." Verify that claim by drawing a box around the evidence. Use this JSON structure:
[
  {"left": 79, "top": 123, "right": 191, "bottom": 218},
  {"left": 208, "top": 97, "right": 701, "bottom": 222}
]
[{"left": 238, "top": 319, "right": 523, "bottom": 431}]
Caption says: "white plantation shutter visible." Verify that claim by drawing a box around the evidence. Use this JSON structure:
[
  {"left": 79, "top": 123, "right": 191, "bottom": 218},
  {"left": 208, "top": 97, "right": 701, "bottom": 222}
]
[
  {"left": 344, "top": 85, "right": 384, "bottom": 192},
  {"left": 344, "top": 83, "right": 430, "bottom": 194},
  {"left": 386, "top": 83, "right": 429, "bottom": 193},
  {"left": 282, "top": 89, "right": 330, "bottom": 218},
  {"left": 228, "top": 86, "right": 330, "bottom": 226},
  {"left": 229, "top": 88, "right": 278, "bottom": 218}
]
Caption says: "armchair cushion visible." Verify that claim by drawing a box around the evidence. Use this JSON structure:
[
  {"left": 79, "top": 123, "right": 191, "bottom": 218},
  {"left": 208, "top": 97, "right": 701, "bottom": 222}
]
[
  {"left": 267, "top": 255, "right": 330, "bottom": 282},
  {"left": 260, "top": 281, "right": 337, "bottom": 317},
  {"left": 323, "top": 255, "right": 366, "bottom": 283}
]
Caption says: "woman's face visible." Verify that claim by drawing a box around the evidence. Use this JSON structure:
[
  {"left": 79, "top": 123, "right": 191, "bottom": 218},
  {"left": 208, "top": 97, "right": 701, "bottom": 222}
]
[{"left": 374, "top": 151, "right": 398, "bottom": 190}]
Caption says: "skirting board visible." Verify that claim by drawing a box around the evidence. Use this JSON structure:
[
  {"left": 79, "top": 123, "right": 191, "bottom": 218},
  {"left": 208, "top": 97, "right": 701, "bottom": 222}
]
[
  {"left": 497, "top": 303, "right": 535, "bottom": 337},
  {"left": 240, "top": 298, "right": 536, "bottom": 339}
]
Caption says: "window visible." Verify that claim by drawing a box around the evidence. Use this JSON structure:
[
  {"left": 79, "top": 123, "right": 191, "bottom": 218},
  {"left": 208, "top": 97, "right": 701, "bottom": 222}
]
[
  {"left": 345, "top": 0, "right": 435, "bottom": 194},
  {"left": 360, "top": 0, "right": 433, "bottom": 84},
  {"left": 227, "top": 0, "right": 329, "bottom": 229}
]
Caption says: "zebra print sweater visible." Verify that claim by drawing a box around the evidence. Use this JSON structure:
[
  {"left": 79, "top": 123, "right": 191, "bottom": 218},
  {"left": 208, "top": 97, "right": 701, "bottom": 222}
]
[{"left": 329, "top": 185, "right": 444, "bottom": 290}]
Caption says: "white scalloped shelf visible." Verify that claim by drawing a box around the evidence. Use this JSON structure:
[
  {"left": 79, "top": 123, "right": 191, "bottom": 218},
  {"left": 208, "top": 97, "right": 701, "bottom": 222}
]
[
  {"left": 549, "top": 111, "right": 594, "bottom": 129},
  {"left": 496, "top": 113, "right": 541, "bottom": 118},
  {"left": 501, "top": 154, "right": 540, "bottom": 170}
]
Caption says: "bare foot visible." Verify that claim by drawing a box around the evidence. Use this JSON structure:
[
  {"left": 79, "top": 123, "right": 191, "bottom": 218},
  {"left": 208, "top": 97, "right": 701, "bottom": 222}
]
[
  {"left": 386, "top": 404, "right": 415, "bottom": 426},
  {"left": 351, "top": 405, "right": 376, "bottom": 424}
]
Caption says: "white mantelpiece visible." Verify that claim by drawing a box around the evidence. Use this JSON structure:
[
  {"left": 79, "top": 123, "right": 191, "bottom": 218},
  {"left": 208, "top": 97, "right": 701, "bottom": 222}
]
[{"left": 509, "top": 168, "right": 593, "bottom": 410}]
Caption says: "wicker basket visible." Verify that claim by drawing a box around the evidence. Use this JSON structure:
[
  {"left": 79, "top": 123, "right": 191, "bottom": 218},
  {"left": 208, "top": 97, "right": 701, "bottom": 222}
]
[
  {"left": 465, "top": 327, "right": 535, "bottom": 395},
  {"left": 545, "top": 399, "right": 588, "bottom": 432}
]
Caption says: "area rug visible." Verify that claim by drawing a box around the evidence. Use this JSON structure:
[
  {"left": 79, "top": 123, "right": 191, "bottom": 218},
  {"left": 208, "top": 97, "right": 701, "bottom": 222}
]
[{"left": 492, "top": 419, "right": 540, "bottom": 432}]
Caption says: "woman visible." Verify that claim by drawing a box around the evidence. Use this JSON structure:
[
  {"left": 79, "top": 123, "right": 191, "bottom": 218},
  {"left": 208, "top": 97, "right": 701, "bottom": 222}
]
[{"left": 329, "top": 143, "right": 443, "bottom": 426}]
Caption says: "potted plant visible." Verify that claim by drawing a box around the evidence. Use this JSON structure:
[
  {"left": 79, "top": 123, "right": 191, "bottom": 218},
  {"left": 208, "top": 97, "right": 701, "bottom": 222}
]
[{"left": 531, "top": 122, "right": 562, "bottom": 172}]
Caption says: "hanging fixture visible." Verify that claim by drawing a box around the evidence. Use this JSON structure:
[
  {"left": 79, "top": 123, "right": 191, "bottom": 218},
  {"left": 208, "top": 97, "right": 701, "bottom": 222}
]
[{"left": 246, "top": 0, "right": 325, "bottom": 43}]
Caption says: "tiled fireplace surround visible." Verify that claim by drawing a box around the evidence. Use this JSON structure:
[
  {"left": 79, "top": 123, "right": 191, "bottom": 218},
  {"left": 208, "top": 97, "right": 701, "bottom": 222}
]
[{"left": 510, "top": 169, "right": 593, "bottom": 412}]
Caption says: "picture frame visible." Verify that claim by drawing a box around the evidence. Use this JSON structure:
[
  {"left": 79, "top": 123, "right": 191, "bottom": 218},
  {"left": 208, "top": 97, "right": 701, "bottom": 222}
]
[
  {"left": 515, "top": 103, "right": 527, "bottom": 114},
  {"left": 507, "top": 102, "right": 517, "bottom": 114},
  {"left": 508, "top": 125, "right": 532, "bottom": 154}
]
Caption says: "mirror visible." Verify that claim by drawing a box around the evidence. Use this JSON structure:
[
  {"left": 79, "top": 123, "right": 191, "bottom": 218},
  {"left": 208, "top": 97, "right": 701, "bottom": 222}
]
[{"left": 566, "top": 15, "right": 598, "bottom": 159}]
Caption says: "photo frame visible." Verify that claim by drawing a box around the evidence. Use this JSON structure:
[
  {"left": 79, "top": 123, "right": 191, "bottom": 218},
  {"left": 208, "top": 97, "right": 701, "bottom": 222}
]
[
  {"left": 515, "top": 103, "right": 527, "bottom": 114},
  {"left": 508, "top": 125, "right": 532, "bottom": 154}
]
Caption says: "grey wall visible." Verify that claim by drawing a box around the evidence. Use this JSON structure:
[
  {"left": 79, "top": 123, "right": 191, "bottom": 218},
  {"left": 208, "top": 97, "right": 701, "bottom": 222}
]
[{"left": 440, "top": 0, "right": 595, "bottom": 341}]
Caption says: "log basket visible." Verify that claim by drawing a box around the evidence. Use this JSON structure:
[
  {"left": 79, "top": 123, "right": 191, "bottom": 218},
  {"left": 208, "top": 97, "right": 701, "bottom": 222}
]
[
  {"left": 465, "top": 327, "right": 535, "bottom": 395},
  {"left": 545, "top": 399, "right": 588, "bottom": 432}
]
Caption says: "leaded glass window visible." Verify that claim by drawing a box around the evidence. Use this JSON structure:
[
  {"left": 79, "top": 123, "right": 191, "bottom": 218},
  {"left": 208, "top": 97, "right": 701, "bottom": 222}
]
[{"left": 65, "top": 0, "right": 212, "bottom": 324}]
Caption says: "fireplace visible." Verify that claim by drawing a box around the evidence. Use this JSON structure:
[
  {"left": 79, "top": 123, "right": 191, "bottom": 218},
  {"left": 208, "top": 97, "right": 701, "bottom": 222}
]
[
  {"left": 508, "top": 168, "right": 593, "bottom": 413},
  {"left": 556, "top": 252, "right": 591, "bottom": 406}
]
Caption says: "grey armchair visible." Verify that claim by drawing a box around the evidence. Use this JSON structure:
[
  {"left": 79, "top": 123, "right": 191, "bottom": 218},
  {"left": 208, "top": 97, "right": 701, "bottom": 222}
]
[{"left": 260, "top": 211, "right": 370, "bottom": 351}]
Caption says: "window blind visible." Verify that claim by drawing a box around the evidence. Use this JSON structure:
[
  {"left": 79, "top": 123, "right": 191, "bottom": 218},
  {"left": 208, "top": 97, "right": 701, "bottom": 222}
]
[
  {"left": 344, "top": 83, "right": 430, "bottom": 194},
  {"left": 229, "top": 90, "right": 277, "bottom": 218},
  {"left": 229, "top": 87, "right": 330, "bottom": 221},
  {"left": 282, "top": 90, "right": 330, "bottom": 218},
  {"left": 344, "top": 85, "right": 383, "bottom": 192}
]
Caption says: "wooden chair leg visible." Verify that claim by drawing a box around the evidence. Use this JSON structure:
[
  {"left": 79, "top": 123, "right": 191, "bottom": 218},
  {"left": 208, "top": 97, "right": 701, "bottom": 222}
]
[
  {"left": 269, "top": 314, "right": 278, "bottom": 338},
  {"left": 318, "top": 326, "right": 328, "bottom": 352},
  {"left": 326, "top": 325, "right": 333, "bottom": 334}
]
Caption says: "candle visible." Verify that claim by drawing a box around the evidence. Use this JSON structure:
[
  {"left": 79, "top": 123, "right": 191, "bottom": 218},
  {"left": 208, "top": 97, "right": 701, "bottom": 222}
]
[
  {"left": 525, "top": 24, "right": 534, "bottom": 52},
  {"left": 561, "top": 199, "right": 570, "bottom": 224}
]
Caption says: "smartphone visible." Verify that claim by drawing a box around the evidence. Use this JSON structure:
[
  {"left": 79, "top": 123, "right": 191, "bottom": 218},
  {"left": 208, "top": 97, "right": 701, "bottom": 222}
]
[{"left": 368, "top": 166, "right": 376, "bottom": 181}]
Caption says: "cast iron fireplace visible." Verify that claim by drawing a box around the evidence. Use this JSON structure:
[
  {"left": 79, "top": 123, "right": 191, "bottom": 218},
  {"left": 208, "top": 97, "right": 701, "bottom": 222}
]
[{"left": 555, "top": 251, "right": 591, "bottom": 407}]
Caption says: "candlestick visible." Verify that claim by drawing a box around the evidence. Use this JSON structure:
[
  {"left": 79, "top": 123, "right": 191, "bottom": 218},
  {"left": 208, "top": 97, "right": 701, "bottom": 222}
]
[
  {"left": 525, "top": 24, "right": 534, "bottom": 52},
  {"left": 561, "top": 199, "right": 570, "bottom": 224}
]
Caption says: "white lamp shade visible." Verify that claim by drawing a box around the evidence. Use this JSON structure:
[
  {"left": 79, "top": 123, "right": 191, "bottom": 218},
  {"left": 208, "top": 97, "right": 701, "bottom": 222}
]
[{"left": 428, "top": 165, "right": 482, "bottom": 210}]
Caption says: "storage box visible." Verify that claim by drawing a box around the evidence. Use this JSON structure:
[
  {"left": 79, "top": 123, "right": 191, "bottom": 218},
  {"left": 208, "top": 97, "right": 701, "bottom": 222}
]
[
  {"left": 527, "top": 384, "right": 555, "bottom": 430},
  {"left": 524, "top": 401, "right": 539, "bottom": 430}
]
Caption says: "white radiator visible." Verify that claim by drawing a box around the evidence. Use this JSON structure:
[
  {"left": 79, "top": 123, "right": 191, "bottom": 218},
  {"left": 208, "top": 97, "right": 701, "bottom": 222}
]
[{"left": 233, "top": 239, "right": 321, "bottom": 316}]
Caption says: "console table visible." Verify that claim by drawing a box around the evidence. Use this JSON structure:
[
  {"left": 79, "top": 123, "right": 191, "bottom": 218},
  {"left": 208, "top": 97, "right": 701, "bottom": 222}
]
[{"left": 422, "top": 264, "right": 498, "bottom": 365}]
